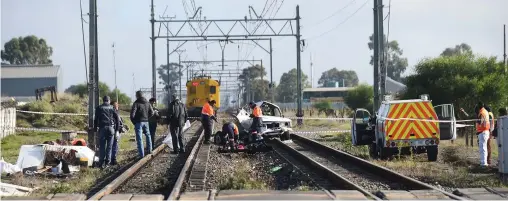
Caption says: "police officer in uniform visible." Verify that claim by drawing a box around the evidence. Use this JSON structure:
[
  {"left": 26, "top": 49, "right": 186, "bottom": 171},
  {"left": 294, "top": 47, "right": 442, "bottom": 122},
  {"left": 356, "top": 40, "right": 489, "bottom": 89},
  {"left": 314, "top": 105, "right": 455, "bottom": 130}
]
[{"left": 93, "top": 96, "right": 120, "bottom": 168}]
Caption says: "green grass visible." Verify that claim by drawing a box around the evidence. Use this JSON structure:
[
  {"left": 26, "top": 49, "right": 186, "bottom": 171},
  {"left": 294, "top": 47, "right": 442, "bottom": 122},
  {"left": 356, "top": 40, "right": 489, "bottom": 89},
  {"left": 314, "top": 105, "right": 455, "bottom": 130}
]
[{"left": 218, "top": 162, "right": 268, "bottom": 190}]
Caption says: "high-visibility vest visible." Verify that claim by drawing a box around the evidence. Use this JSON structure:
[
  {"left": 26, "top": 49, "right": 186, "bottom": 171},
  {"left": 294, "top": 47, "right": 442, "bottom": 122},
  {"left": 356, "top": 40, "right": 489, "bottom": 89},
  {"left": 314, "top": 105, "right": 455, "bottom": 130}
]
[
  {"left": 488, "top": 111, "right": 495, "bottom": 132},
  {"left": 252, "top": 106, "right": 262, "bottom": 117},
  {"left": 201, "top": 102, "right": 214, "bottom": 116},
  {"left": 233, "top": 123, "right": 239, "bottom": 135},
  {"left": 476, "top": 108, "right": 490, "bottom": 132}
]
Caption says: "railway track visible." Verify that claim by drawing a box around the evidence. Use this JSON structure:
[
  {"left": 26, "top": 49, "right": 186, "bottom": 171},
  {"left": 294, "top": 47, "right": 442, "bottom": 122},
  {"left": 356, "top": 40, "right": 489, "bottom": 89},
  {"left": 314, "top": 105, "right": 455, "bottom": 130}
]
[
  {"left": 87, "top": 121, "right": 203, "bottom": 200},
  {"left": 269, "top": 134, "right": 464, "bottom": 200}
]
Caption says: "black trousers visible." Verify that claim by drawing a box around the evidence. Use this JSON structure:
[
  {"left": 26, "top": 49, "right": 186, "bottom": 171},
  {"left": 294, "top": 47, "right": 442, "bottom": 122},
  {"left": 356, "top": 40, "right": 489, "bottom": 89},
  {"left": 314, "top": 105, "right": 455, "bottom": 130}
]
[
  {"left": 170, "top": 125, "right": 185, "bottom": 151},
  {"left": 202, "top": 118, "right": 213, "bottom": 142},
  {"left": 149, "top": 122, "right": 157, "bottom": 147}
]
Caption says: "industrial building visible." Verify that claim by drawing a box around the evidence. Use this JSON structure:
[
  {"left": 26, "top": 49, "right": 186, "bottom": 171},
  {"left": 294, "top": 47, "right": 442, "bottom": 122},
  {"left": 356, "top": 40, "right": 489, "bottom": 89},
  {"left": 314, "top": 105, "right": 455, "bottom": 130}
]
[{"left": 1, "top": 64, "right": 62, "bottom": 101}]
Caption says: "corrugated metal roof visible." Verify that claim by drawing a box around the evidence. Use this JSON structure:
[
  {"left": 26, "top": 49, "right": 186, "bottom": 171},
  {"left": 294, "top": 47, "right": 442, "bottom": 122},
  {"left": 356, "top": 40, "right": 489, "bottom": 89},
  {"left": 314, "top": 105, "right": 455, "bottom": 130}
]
[
  {"left": 303, "top": 87, "right": 355, "bottom": 92},
  {"left": 1, "top": 65, "right": 61, "bottom": 78}
]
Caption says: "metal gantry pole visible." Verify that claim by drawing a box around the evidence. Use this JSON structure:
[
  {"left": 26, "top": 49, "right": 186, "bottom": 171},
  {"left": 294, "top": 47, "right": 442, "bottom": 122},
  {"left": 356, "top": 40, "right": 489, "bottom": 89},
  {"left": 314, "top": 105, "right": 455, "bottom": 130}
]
[
  {"left": 87, "top": 0, "right": 97, "bottom": 150},
  {"left": 94, "top": 0, "right": 99, "bottom": 110},
  {"left": 179, "top": 53, "right": 182, "bottom": 99},
  {"left": 269, "top": 38, "right": 274, "bottom": 102},
  {"left": 150, "top": 0, "right": 156, "bottom": 99},
  {"left": 373, "top": 0, "right": 380, "bottom": 112},
  {"left": 504, "top": 24, "right": 506, "bottom": 72},
  {"left": 113, "top": 43, "right": 118, "bottom": 102},
  {"left": 378, "top": 0, "right": 386, "bottom": 98},
  {"left": 296, "top": 5, "right": 303, "bottom": 125}
]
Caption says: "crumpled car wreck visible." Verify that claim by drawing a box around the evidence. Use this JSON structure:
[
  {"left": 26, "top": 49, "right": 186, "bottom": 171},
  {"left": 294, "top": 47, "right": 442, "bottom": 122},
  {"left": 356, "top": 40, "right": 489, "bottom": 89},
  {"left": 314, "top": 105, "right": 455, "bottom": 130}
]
[{"left": 235, "top": 101, "right": 292, "bottom": 141}]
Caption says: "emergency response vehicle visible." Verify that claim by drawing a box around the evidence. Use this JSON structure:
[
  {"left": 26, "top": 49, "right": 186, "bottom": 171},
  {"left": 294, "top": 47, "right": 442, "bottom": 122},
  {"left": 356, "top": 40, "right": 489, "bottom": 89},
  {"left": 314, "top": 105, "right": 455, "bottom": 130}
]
[{"left": 351, "top": 94, "right": 456, "bottom": 161}]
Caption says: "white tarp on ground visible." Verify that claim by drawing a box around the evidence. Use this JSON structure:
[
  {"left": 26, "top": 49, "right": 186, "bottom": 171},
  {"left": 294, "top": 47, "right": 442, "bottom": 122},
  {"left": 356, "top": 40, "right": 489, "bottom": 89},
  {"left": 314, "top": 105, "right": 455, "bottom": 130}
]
[
  {"left": 15, "top": 144, "right": 96, "bottom": 169},
  {"left": 0, "top": 182, "right": 33, "bottom": 196},
  {"left": 0, "top": 158, "right": 21, "bottom": 174}
]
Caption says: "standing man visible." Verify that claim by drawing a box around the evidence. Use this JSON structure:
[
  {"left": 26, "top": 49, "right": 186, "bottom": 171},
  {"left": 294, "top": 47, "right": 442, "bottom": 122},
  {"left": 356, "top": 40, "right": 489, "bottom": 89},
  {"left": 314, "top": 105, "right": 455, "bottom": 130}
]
[
  {"left": 148, "top": 98, "right": 160, "bottom": 147},
  {"left": 475, "top": 101, "right": 490, "bottom": 167},
  {"left": 93, "top": 96, "right": 120, "bottom": 168},
  {"left": 249, "top": 101, "right": 263, "bottom": 133},
  {"left": 168, "top": 95, "right": 188, "bottom": 153},
  {"left": 130, "top": 91, "right": 154, "bottom": 158},
  {"left": 201, "top": 99, "right": 217, "bottom": 144},
  {"left": 110, "top": 101, "right": 128, "bottom": 165}
]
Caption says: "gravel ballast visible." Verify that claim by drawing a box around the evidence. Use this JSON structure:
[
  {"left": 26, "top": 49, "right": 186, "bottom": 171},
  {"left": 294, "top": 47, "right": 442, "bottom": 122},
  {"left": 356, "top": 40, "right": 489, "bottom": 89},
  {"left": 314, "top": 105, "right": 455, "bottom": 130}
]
[{"left": 205, "top": 144, "right": 320, "bottom": 191}]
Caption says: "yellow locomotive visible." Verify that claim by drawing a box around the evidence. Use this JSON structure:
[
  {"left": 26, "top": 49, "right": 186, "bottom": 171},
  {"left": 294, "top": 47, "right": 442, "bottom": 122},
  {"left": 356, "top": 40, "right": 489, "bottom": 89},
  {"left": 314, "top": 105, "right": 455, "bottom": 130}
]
[{"left": 186, "top": 75, "right": 220, "bottom": 117}]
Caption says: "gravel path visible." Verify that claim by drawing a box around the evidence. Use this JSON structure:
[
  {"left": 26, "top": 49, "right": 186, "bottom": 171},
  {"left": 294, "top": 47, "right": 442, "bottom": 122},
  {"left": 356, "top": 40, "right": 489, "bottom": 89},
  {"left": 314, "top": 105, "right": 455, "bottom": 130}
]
[
  {"left": 287, "top": 139, "right": 409, "bottom": 191},
  {"left": 205, "top": 146, "right": 321, "bottom": 191},
  {"left": 114, "top": 124, "right": 202, "bottom": 195}
]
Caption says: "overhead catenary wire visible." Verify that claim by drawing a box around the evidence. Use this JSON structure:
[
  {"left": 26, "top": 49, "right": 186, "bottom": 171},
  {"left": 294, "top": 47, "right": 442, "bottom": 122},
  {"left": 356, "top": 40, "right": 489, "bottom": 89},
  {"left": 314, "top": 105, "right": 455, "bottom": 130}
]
[
  {"left": 310, "top": 0, "right": 357, "bottom": 28},
  {"left": 239, "top": 0, "right": 284, "bottom": 69},
  {"left": 79, "top": 0, "right": 88, "bottom": 84},
  {"left": 240, "top": 0, "right": 278, "bottom": 65},
  {"left": 306, "top": 0, "right": 369, "bottom": 41}
]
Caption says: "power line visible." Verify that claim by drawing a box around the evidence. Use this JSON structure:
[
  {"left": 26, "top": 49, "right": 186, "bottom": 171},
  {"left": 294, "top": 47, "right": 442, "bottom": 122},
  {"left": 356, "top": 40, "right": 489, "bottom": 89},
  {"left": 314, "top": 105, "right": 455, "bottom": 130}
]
[
  {"left": 306, "top": 0, "right": 369, "bottom": 41},
  {"left": 239, "top": 0, "right": 285, "bottom": 68},
  {"left": 385, "top": 0, "right": 392, "bottom": 63},
  {"left": 310, "top": 0, "right": 356, "bottom": 28}
]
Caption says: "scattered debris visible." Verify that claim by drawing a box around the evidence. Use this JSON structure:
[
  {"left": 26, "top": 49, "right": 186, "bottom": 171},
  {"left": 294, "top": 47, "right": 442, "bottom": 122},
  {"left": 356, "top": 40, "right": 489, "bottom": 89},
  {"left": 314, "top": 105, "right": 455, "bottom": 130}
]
[
  {"left": 0, "top": 158, "right": 21, "bottom": 174},
  {"left": 0, "top": 182, "right": 33, "bottom": 196}
]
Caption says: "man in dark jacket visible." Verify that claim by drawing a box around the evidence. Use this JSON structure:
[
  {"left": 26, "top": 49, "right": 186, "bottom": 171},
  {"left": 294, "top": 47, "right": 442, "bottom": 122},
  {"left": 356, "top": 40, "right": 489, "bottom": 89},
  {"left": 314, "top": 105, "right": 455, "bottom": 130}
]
[
  {"left": 110, "top": 101, "right": 128, "bottom": 165},
  {"left": 168, "top": 95, "right": 188, "bottom": 153},
  {"left": 148, "top": 98, "right": 160, "bottom": 148},
  {"left": 93, "top": 96, "right": 120, "bottom": 168},
  {"left": 130, "top": 91, "right": 154, "bottom": 157}
]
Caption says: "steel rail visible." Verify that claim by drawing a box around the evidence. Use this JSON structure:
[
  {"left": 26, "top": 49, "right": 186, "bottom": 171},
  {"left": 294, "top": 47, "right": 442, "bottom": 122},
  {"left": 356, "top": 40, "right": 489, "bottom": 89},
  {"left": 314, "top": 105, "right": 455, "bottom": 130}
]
[
  {"left": 270, "top": 138, "right": 380, "bottom": 200},
  {"left": 167, "top": 128, "right": 206, "bottom": 200},
  {"left": 87, "top": 121, "right": 199, "bottom": 201},
  {"left": 289, "top": 134, "right": 466, "bottom": 200}
]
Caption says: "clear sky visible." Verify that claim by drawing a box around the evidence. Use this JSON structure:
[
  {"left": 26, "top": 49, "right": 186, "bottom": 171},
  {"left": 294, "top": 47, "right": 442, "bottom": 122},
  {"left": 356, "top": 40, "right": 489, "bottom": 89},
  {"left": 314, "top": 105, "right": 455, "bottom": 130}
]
[{"left": 2, "top": 0, "right": 507, "bottom": 98}]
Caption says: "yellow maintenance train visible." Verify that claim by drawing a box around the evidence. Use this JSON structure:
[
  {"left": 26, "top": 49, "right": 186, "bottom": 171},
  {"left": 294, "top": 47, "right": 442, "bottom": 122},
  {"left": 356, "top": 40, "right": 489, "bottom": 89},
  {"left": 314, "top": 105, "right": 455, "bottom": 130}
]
[{"left": 186, "top": 75, "right": 220, "bottom": 117}]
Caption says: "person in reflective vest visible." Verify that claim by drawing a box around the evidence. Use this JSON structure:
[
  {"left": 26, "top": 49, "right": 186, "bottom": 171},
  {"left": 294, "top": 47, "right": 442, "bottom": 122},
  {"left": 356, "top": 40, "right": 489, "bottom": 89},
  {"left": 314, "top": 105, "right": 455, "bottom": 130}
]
[
  {"left": 201, "top": 100, "right": 217, "bottom": 144},
  {"left": 485, "top": 106, "right": 495, "bottom": 165},
  {"left": 249, "top": 101, "right": 263, "bottom": 133},
  {"left": 475, "top": 101, "right": 490, "bottom": 167},
  {"left": 222, "top": 121, "right": 239, "bottom": 144}
]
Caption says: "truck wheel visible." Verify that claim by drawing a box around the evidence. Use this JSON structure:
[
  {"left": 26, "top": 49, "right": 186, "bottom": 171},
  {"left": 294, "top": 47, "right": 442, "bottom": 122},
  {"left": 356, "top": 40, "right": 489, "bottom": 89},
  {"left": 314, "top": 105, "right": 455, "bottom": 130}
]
[
  {"left": 427, "top": 146, "right": 438, "bottom": 161},
  {"left": 369, "top": 143, "right": 378, "bottom": 158},
  {"left": 376, "top": 139, "right": 391, "bottom": 160},
  {"left": 280, "top": 131, "right": 290, "bottom": 141}
]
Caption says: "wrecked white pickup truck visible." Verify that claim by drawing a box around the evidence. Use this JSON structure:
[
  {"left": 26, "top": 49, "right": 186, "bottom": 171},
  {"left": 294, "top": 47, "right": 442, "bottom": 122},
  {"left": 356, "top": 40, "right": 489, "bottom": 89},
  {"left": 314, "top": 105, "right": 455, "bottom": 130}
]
[{"left": 235, "top": 101, "right": 292, "bottom": 141}]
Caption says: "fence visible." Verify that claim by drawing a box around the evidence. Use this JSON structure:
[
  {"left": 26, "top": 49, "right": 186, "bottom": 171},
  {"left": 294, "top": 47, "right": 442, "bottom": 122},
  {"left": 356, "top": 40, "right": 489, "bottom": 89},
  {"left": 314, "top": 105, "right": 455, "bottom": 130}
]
[
  {"left": 272, "top": 102, "right": 347, "bottom": 110},
  {"left": 1, "top": 107, "right": 16, "bottom": 139}
]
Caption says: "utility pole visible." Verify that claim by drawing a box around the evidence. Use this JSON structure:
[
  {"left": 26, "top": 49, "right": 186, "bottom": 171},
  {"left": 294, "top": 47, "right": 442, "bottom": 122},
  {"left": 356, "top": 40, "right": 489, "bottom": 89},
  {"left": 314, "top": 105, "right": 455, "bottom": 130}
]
[
  {"left": 112, "top": 43, "right": 118, "bottom": 102},
  {"left": 94, "top": 0, "right": 99, "bottom": 112},
  {"left": 310, "top": 53, "right": 314, "bottom": 88},
  {"left": 175, "top": 49, "right": 186, "bottom": 99},
  {"left": 372, "top": 0, "right": 380, "bottom": 112},
  {"left": 296, "top": 5, "right": 303, "bottom": 125},
  {"left": 150, "top": 0, "right": 156, "bottom": 99},
  {"left": 504, "top": 24, "right": 506, "bottom": 72},
  {"left": 87, "top": 0, "right": 97, "bottom": 150},
  {"left": 220, "top": 41, "right": 227, "bottom": 70},
  {"left": 378, "top": 0, "right": 386, "bottom": 99},
  {"left": 160, "top": 14, "right": 176, "bottom": 106}
]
